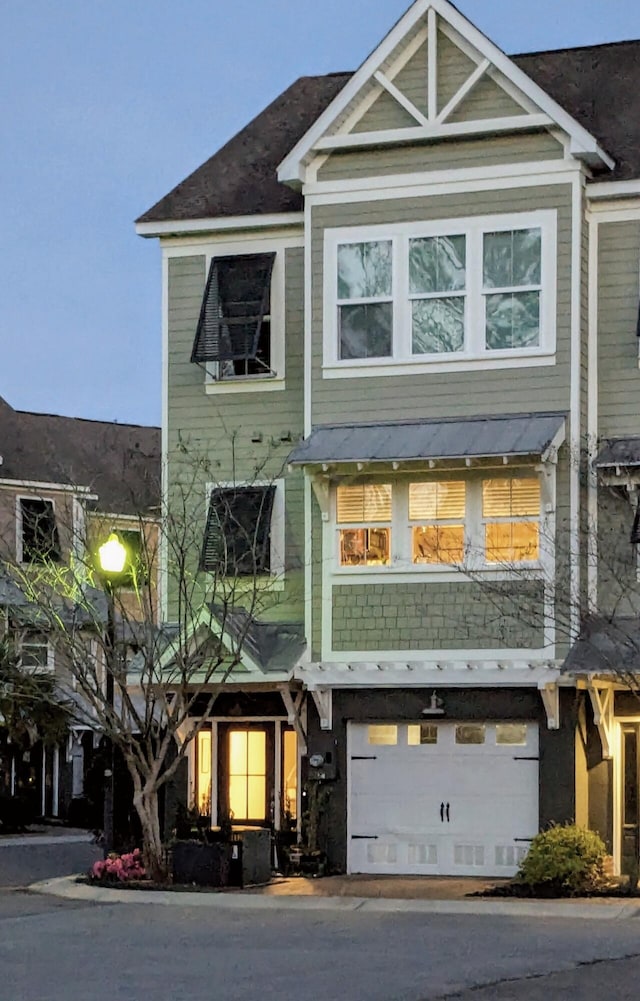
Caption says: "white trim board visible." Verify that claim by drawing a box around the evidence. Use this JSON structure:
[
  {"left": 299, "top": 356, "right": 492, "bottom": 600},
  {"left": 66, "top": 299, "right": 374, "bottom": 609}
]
[
  {"left": 277, "top": 0, "right": 612, "bottom": 185},
  {"left": 136, "top": 213, "right": 304, "bottom": 239}
]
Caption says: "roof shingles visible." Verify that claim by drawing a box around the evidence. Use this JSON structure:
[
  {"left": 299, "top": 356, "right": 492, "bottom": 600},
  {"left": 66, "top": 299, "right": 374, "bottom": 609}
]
[{"left": 138, "top": 40, "right": 640, "bottom": 225}]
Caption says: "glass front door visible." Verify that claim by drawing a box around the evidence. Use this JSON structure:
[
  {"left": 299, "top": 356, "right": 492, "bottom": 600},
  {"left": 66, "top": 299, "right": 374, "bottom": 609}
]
[{"left": 218, "top": 725, "right": 273, "bottom": 825}]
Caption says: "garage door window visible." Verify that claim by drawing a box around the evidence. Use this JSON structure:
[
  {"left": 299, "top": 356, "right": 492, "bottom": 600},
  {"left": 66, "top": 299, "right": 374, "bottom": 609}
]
[
  {"left": 496, "top": 723, "right": 527, "bottom": 745},
  {"left": 455, "top": 724, "right": 485, "bottom": 744},
  {"left": 407, "top": 724, "right": 438, "bottom": 745},
  {"left": 368, "top": 725, "right": 398, "bottom": 745}
]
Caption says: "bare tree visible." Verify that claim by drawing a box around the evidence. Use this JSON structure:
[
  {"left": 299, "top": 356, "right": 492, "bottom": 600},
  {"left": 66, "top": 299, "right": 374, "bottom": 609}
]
[{"left": 0, "top": 445, "right": 286, "bottom": 881}]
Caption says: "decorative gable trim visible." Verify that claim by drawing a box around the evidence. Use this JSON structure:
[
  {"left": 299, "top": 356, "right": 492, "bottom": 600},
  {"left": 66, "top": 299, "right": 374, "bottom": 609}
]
[{"left": 277, "top": 0, "right": 613, "bottom": 185}]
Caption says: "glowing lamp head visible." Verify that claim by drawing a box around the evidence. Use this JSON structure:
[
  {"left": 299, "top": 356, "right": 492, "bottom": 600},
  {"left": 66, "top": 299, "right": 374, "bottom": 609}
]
[{"left": 98, "top": 533, "right": 127, "bottom": 575}]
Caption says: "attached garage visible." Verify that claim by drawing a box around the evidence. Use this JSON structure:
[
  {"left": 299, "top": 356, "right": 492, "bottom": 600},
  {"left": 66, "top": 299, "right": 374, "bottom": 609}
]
[{"left": 348, "top": 720, "right": 539, "bottom": 877}]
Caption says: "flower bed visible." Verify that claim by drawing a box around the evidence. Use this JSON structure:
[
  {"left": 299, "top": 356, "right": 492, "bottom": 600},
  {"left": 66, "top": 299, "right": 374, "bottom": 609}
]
[{"left": 90, "top": 849, "right": 147, "bottom": 884}]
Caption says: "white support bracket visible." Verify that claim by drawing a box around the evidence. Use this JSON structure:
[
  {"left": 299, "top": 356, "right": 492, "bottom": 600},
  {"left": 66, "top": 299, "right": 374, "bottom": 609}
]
[
  {"left": 310, "top": 688, "right": 333, "bottom": 731},
  {"left": 310, "top": 475, "right": 331, "bottom": 522},
  {"left": 278, "top": 684, "right": 307, "bottom": 755},
  {"left": 587, "top": 682, "right": 614, "bottom": 759},
  {"left": 539, "top": 682, "right": 560, "bottom": 730}
]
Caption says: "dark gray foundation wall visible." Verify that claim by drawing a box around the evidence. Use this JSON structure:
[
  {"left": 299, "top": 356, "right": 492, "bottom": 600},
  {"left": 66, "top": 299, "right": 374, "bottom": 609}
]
[{"left": 306, "top": 686, "right": 579, "bottom": 873}]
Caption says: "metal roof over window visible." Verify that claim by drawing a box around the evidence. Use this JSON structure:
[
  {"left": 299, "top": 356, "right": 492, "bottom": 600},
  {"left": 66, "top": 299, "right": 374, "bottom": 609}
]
[
  {"left": 287, "top": 413, "right": 566, "bottom": 467},
  {"left": 594, "top": 437, "right": 640, "bottom": 469},
  {"left": 561, "top": 616, "right": 640, "bottom": 676}
]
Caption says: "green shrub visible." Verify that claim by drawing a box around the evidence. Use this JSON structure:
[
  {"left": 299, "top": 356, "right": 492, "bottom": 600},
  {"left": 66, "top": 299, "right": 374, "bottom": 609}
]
[{"left": 517, "top": 823, "right": 607, "bottom": 895}]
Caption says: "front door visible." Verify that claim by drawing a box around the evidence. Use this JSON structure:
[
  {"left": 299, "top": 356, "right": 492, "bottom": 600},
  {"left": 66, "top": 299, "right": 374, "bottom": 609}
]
[
  {"left": 621, "top": 725, "right": 640, "bottom": 874},
  {"left": 218, "top": 724, "right": 274, "bottom": 827}
]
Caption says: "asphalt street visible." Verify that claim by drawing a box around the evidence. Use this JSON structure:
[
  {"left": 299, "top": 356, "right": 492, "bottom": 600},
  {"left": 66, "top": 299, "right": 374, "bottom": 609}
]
[{"left": 1, "top": 841, "right": 640, "bottom": 1000}]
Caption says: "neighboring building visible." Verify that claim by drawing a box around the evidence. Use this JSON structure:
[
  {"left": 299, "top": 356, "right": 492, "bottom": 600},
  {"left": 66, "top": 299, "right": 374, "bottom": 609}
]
[
  {"left": 136, "top": 0, "right": 640, "bottom": 876},
  {"left": 0, "top": 396, "right": 160, "bottom": 820}
]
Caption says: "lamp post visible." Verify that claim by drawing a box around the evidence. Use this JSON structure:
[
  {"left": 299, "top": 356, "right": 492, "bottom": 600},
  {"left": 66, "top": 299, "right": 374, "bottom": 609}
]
[{"left": 97, "top": 532, "right": 127, "bottom": 856}]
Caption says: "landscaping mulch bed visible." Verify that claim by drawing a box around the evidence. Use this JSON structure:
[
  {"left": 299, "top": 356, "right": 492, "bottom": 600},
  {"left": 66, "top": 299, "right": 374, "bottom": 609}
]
[
  {"left": 77, "top": 876, "right": 276, "bottom": 893},
  {"left": 472, "top": 880, "right": 640, "bottom": 899}
]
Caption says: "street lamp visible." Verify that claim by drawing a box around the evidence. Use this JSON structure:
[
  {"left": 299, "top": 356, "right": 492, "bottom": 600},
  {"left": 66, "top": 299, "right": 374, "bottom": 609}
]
[{"left": 97, "top": 532, "right": 127, "bottom": 856}]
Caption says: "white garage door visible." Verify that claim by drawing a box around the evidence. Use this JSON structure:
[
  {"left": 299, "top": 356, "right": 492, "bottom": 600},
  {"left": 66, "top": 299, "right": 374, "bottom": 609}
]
[{"left": 348, "top": 721, "right": 538, "bottom": 877}]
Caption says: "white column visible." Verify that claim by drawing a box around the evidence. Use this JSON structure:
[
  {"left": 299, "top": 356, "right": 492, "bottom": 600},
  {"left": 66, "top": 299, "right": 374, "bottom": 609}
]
[
  {"left": 10, "top": 754, "right": 16, "bottom": 797},
  {"left": 41, "top": 748, "right": 47, "bottom": 817},
  {"left": 71, "top": 735, "right": 85, "bottom": 798},
  {"left": 211, "top": 722, "right": 218, "bottom": 827}
]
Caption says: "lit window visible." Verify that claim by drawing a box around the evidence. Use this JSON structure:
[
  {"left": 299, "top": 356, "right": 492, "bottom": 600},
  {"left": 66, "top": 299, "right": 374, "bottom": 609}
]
[
  {"left": 337, "top": 241, "right": 393, "bottom": 359},
  {"left": 337, "top": 484, "right": 391, "bottom": 566},
  {"left": 368, "top": 725, "right": 397, "bottom": 745},
  {"left": 408, "top": 724, "right": 438, "bottom": 745},
  {"left": 409, "top": 481, "right": 465, "bottom": 564},
  {"left": 483, "top": 478, "right": 540, "bottom": 563},
  {"left": 282, "top": 729, "right": 298, "bottom": 825},
  {"left": 196, "top": 730, "right": 212, "bottom": 816}
]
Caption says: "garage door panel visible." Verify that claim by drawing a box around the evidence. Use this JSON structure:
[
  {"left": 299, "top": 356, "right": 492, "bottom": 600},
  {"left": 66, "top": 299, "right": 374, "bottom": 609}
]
[{"left": 348, "top": 721, "right": 539, "bottom": 877}]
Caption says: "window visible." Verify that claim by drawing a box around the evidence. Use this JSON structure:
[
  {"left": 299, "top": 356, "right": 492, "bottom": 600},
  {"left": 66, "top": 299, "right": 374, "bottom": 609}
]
[
  {"left": 483, "top": 478, "right": 540, "bottom": 563},
  {"left": 228, "top": 729, "right": 266, "bottom": 821},
  {"left": 455, "top": 724, "right": 485, "bottom": 745},
  {"left": 409, "top": 481, "right": 465, "bottom": 564},
  {"left": 201, "top": 485, "right": 276, "bottom": 576},
  {"left": 19, "top": 498, "right": 60, "bottom": 563},
  {"left": 325, "top": 212, "right": 556, "bottom": 372},
  {"left": 496, "top": 723, "right": 527, "bottom": 746},
  {"left": 19, "top": 630, "right": 51, "bottom": 671},
  {"left": 113, "top": 529, "right": 147, "bottom": 588},
  {"left": 367, "top": 724, "right": 398, "bottom": 745},
  {"left": 337, "top": 241, "right": 393, "bottom": 359},
  {"left": 334, "top": 475, "right": 542, "bottom": 572},
  {"left": 408, "top": 723, "right": 438, "bottom": 745},
  {"left": 192, "top": 253, "right": 275, "bottom": 379},
  {"left": 337, "top": 484, "right": 391, "bottom": 566}
]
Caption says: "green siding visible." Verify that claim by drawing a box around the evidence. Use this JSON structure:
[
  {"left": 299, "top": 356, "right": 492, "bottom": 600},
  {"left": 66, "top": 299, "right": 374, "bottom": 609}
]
[
  {"left": 166, "top": 248, "right": 305, "bottom": 623},
  {"left": 437, "top": 28, "right": 476, "bottom": 111},
  {"left": 597, "top": 220, "right": 640, "bottom": 438},
  {"left": 311, "top": 184, "right": 573, "bottom": 425},
  {"left": 353, "top": 89, "right": 417, "bottom": 133},
  {"left": 317, "top": 131, "right": 564, "bottom": 182},
  {"left": 331, "top": 581, "right": 545, "bottom": 651},
  {"left": 448, "top": 74, "right": 525, "bottom": 123}
]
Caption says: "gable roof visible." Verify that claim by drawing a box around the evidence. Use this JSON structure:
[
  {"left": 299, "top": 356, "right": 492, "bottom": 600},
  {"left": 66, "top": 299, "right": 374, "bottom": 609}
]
[
  {"left": 137, "top": 39, "right": 639, "bottom": 228},
  {"left": 0, "top": 398, "right": 160, "bottom": 516}
]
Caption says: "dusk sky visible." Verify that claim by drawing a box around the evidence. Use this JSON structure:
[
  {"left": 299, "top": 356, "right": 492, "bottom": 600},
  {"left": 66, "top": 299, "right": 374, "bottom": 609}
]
[{"left": 2, "top": 0, "right": 639, "bottom": 427}]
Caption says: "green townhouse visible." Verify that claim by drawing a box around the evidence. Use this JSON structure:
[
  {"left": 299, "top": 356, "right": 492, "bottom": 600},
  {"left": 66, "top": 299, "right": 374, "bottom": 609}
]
[{"left": 136, "top": 0, "right": 640, "bottom": 878}]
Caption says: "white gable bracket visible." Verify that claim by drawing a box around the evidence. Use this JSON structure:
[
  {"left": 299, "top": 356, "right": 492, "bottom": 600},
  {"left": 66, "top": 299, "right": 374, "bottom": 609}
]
[
  {"left": 587, "top": 682, "right": 614, "bottom": 759},
  {"left": 437, "top": 58, "right": 490, "bottom": 124},
  {"left": 278, "top": 0, "right": 614, "bottom": 186},
  {"left": 539, "top": 681, "right": 559, "bottom": 729},
  {"left": 314, "top": 114, "right": 555, "bottom": 152},
  {"left": 373, "top": 71, "right": 430, "bottom": 128},
  {"left": 278, "top": 683, "right": 307, "bottom": 754},
  {"left": 310, "top": 688, "right": 333, "bottom": 731}
]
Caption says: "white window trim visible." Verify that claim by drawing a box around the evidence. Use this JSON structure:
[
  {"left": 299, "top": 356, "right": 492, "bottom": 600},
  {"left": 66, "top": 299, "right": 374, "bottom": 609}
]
[
  {"left": 19, "top": 630, "right": 55, "bottom": 673},
  {"left": 332, "top": 471, "right": 551, "bottom": 577},
  {"left": 204, "top": 478, "right": 286, "bottom": 589},
  {"left": 323, "top": 210, "right": 557, "bottom": 377},
  {"left": 16, "top": 493, "right": 58, "bottom": 565},
  {"left": 202, "top": 244, "right": 286, "bottom": 395}
]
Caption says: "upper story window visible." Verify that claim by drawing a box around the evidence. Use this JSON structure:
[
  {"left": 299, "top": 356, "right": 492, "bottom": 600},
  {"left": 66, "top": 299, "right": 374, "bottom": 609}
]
[
  {"left": 191, "top": 253, "right": 276, "bottom": 381},
  {"left": 19, "top": 629, "right": 52, "bottom": 671},
  {"left": 18, "top": 497, "right": 60, "bottom": 564},
  {"left": 325, "top": 211, "right": 556, "bottom": 375},
  {"left": 200, "top": 483, "right": 284, "bottom": 578},
  {"left": 334, "top": 475, "right": 541, "bottom": 572}
]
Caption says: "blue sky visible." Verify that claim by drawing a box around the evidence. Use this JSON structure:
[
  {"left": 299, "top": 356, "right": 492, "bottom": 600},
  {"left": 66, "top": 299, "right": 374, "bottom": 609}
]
[{"left": 2, "top": 0, "right": 639, "bottom": 426}]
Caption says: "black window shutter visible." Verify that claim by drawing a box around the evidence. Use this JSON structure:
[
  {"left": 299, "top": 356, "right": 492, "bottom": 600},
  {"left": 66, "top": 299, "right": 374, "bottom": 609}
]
[
  {"left": 200, "top": 486, "right": 276, "bottom": 576},
  {"left": 191, "top": 253, "right": 275, "bottom": 364}
]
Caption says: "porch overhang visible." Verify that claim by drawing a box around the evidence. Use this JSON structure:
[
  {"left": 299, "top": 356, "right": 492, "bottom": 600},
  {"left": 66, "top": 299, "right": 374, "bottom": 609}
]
[
  {"left": 594, "top": 438, "right": 640, "bottom": 490},
  {"left": 287, "top": 413, "right": 566, "bottom": 474}
]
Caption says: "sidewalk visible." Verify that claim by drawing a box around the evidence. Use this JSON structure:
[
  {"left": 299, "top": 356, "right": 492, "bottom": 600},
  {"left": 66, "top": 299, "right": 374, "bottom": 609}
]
[
  {"left": 30, "top": 873, "right": 640, "bottom": 921},
  {"left": 0, "top": 826, "right": 93, "bottom": 848}
]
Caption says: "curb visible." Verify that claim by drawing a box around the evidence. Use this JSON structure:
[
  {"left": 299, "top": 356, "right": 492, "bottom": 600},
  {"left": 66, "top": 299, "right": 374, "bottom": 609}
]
[
  {"left": 0, "top": 835, "right": 94, "bottom": 849},
  {"left": 29, "top": 875, "right": 640, "bottom": 920}
]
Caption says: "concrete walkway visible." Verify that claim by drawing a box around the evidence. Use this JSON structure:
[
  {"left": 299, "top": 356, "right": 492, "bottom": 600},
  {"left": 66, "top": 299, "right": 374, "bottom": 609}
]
[
  {"left": 0, "top": 827, "right": 93, "bottom": 848},
  {"left": 31, "top": 873, "right": 640, "bottom": 921}
]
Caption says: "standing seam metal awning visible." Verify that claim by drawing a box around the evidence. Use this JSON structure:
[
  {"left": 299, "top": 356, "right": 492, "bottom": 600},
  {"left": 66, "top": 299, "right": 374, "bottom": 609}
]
[{"left": 287, "top": 413, "right": 566, "bottom": 466}]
